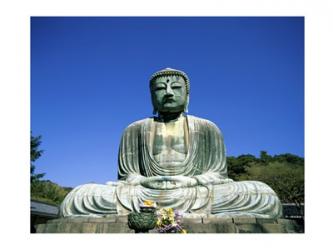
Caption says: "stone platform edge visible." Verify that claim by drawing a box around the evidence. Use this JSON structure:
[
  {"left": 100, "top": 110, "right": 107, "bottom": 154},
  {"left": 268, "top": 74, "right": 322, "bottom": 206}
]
[{"left": 36, "top": 215, "right": 303, "bottom": 233}]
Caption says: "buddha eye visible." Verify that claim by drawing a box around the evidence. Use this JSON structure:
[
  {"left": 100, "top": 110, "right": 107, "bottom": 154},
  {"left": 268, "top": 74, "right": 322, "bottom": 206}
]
[
  {"left": 172, "top": 85, "right": 182, "bottom": 89},
  {"left": 155, "top": 86, "right": 165, "bottom": 91}
]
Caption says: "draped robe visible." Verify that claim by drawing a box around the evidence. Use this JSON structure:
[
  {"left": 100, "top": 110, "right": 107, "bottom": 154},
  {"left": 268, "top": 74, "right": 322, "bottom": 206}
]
[{"left": 60, "top": 115, "right": 282, "bottom": 219}]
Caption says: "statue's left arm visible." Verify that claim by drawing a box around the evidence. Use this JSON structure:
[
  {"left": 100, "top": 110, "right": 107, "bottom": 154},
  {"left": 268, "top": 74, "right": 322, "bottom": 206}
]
[{"left": 190, "top": 118, "right": 232, "bottom": 185}]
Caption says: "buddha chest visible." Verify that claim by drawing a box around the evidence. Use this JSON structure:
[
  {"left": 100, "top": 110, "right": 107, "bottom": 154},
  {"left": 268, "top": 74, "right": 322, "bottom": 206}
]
[{"left": 152, "top": 116, "right": 188, "bottom": 165}]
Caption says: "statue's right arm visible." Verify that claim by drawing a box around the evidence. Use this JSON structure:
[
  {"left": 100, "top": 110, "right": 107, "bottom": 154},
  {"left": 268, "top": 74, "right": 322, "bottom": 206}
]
[
  {"left": 126, "top": 174, "right": 146, "bottom": 185},
  {"left": 117, "top": 120, "right": 146, "bottom": 181}
]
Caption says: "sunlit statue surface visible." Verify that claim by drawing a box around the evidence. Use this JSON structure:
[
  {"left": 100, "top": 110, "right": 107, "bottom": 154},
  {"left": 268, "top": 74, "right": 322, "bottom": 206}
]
[{"left": 60, "top": 68, "right": 282, "bottom": 219}]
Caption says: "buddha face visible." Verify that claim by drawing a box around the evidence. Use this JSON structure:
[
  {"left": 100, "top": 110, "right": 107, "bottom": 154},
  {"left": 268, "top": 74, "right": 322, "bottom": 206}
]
[{"left": 151, "top": 75, "right": 187, "bottom": 114}]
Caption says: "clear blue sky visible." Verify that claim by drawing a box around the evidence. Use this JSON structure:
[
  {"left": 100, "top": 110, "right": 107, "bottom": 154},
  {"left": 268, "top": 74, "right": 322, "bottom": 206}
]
[{"left": 31, "top": 17, "right": 304, "bottom": 188}]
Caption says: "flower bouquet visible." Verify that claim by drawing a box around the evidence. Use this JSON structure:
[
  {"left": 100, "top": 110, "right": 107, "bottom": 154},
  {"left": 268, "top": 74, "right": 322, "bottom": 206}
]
[{"left": 156, "top": 208, "right": 187, "bottom": 233}]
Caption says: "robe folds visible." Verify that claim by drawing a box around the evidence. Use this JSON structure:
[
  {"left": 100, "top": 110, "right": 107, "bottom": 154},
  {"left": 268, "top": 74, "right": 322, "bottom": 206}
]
[{"left": 60, "top": 115, "right": 282, "bottom": 219}]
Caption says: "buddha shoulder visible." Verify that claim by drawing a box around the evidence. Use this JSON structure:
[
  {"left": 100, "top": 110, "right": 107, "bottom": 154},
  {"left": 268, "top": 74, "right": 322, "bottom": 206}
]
[
  {"left": 187, "top": 115, "right": 223, "bottom": 134},
  {"left": 122, "top": 118, "right": 151, "bottom": 132},
  {"left": 122, "top": 116, "right": 223, "bottom": 135}
]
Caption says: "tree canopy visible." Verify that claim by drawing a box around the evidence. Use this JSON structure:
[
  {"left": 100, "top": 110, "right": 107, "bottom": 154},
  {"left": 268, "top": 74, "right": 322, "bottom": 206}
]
[
  {"left": 30, "top": 134, "right": 45, "bottom": 183},
  {"left": 30, "top": 133, "right": 72, "bottom": 205},
  {"left": 227, "top": 151, "right": 304, "bottom": 217}
]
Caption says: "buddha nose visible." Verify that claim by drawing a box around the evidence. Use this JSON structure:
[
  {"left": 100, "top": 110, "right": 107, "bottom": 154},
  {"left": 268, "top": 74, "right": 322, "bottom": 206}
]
[{"left": 165, "top": 85, "right": 174, "bottom": 96}]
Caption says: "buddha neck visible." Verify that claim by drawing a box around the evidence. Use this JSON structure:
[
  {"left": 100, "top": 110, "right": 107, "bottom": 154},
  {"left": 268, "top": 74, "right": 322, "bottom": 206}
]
[{"left": 157, "top": 112, "right": 184, "bottom": 123}]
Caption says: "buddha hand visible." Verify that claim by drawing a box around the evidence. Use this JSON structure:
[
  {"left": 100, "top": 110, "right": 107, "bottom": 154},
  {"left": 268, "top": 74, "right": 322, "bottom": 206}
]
[{"left": 140, "top": 176, "right": 198, "bottom": 190}]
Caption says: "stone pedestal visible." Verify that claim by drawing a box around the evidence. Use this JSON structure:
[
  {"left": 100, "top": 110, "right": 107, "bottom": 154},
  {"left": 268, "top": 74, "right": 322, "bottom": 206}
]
[{"left": 36, "top": 215, "right": 303, "bottom": 233}]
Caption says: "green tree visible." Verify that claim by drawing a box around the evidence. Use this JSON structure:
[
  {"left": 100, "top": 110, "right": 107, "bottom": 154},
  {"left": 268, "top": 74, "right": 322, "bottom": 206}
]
[
  {"left": 259, "top": 150, "right": 272, "bottom": 164},
  {"left": 30, "top": 133, "right": 45, "bottom": 183},
  {"left": 241, "top": 161, "right": 304, "bottom": 218},
  {"left": 30, "top": 133, "right": 72, "bottom": 205},
  {"left": 31, "top": 180, "right": 72, "bottom": 205},
  {"left": 272, "top": 153, "right": 304, "bottom": 165},
  {"left": 227, "top": 154, "right": 259, "bottom": 180},
  {"left": 227, "top": 151, "right": 304, "bottom": 218}
]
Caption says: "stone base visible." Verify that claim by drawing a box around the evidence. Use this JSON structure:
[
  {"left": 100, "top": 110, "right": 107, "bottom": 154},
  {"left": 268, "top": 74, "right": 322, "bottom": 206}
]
[{"left": 36, "top": 215, "right": 303, "bottom": 233}]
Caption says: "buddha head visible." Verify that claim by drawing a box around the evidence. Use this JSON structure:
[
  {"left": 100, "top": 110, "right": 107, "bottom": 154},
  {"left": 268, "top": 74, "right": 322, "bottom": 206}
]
[{"left": 149, "top": 68, "right": 190, "bottom": 115}]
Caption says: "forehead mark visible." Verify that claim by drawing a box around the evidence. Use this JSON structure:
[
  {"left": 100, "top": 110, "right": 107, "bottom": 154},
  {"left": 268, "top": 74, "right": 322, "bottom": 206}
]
[{"left": 154, "top": 76, "right": 184, "bottom": 83}]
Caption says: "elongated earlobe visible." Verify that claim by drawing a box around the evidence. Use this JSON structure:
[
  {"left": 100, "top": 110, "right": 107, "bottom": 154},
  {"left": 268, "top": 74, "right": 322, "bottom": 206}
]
[{"left": 184, "top": 96, "right": 190, "bottom": 113}]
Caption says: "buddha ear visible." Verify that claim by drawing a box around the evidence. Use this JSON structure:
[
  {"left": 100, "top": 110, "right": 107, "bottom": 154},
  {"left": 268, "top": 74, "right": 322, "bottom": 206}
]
[
  {"left": 151, "top": 92, "right": 158, "bottom": 115},
  {"left": 184, "top": 96, "right": 190, "bottom": 113}
]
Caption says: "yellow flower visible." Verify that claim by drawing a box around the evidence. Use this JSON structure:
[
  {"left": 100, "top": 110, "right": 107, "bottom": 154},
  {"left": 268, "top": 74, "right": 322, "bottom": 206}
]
[
  {"left": 156, "top": 219, "right": 162, "bottom": 227},
  {"left": 166, "top": 208, "right": 174, "bottom": 217},
  {"left": 143, "top": 200, "right": 155, "bottom": 207},
  {"left": 166, "top": 208, "right": 173, "bottom": 213},
  {"left": 180, "top": 229, "right": 187, "bottom": 234}
]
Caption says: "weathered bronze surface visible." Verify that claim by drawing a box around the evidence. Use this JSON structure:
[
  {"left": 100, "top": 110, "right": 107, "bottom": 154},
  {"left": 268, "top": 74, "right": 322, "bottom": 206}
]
[{"left": 60, "top": 68, "right": 282, "bottom": 220}]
